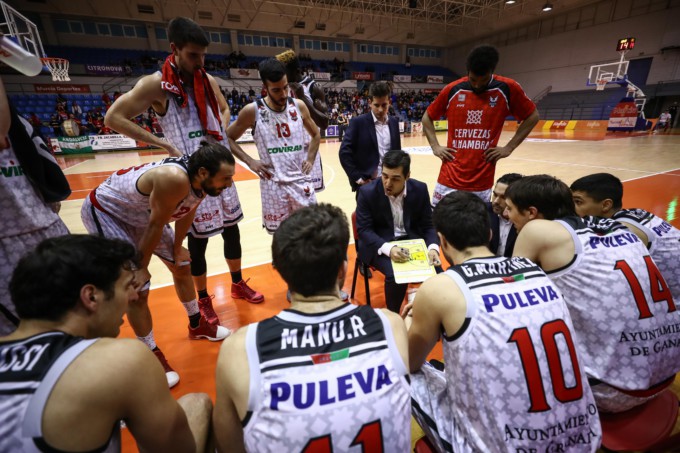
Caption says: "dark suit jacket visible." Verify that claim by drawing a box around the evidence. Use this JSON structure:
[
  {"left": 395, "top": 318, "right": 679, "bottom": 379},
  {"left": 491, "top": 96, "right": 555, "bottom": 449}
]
[
  {"left": 339, "top": 113, "right": 401, "bottom": 191},
  {"left": 488, "top": 202, "right": 518, "bottom": 258},
  {"left": 356, "top": 178, "right": 438, "bottom": 265}
]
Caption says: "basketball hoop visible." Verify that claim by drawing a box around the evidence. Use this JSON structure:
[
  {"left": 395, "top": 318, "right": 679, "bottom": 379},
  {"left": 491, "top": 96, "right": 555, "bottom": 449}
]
[
  {"left": 596, "top": 79, "right": 607, "bottom": 91},
  {"left": 41, "top": 57, "right": 70, "bottom": 82}
]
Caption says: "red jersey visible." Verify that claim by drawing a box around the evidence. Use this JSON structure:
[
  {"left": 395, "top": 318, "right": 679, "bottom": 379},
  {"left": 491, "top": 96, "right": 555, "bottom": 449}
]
[{"left": 427, "top": 75, "right": 535, "bottom": 191}]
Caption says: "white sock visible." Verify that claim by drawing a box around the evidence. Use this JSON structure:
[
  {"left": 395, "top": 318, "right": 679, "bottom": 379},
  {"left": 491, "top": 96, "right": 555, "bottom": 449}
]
[
  {"left": 138, "top": 330, "right": 157, "bottom": 350},
  {"left": 182, "top": 299, "right": 200, "bottom": 317}
]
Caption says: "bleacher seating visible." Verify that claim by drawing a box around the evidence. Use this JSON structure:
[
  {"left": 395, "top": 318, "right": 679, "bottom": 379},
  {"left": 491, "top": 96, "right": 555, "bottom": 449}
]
[{"left": 536, "top": 86, "right": 633, "bottom": 120}]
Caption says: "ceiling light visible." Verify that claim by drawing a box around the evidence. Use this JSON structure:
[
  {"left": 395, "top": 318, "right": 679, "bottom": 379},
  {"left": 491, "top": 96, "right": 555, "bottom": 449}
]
[
  {"left": 542, "top": 2, "right": 553, "bottom": 11},
  {"left": 505, "top": 0, "right": 516, "bottom": 4}
]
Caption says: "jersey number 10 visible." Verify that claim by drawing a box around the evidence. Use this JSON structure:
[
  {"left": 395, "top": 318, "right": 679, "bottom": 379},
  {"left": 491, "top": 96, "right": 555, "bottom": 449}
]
[{"left": 508, "top": 319, "right": 584, "bottom": 412}]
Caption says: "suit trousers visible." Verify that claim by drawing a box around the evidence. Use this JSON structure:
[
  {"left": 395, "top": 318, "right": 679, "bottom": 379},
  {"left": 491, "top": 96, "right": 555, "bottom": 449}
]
[{"left": 371, "top": 253, "right": 408, "bottom": 314}]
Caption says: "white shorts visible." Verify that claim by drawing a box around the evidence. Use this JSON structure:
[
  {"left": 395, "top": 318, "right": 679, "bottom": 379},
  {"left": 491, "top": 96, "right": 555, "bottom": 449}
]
[
  {"left": 306, "top": 143, "right": 324, "bottom": 192},
  {"left": 81, "top": 196, "right": 180, "bottom": 264},
  {"left": 260, "top": 177, "right": 317, "bottom": 234},
  {"left": 590, "top": 381, "right": 657, "bottom": 413},
  {"left": 189, "top": 184, "right": 243, "bottom": 238},
  {"left": 0, "top": 220, "right": 69, "bottom": 335},
  {"left": 431, "top": 183, "right": 492, "bottom": 207}
]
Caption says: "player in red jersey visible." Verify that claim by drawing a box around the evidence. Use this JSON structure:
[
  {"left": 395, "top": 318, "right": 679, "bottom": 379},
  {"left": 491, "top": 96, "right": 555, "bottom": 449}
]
[{"left": 423, "top": 45, "right": 539, "bottom": 206}]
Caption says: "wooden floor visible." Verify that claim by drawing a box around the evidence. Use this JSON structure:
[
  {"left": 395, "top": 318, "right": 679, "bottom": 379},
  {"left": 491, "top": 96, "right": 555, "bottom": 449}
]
[{"left": 56, "top": 129, "right": 680, "bottom": 452}]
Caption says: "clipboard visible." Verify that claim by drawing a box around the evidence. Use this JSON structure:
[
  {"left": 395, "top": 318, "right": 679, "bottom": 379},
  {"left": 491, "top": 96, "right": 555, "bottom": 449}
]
[{"left": 390, "top": 238, "right": 436, "bottom": 284}]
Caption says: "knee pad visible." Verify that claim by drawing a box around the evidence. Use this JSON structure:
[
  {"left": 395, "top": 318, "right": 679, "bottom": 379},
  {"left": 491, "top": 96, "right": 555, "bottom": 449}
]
[{"left": 222, "top": 225, "right": 242, "bottom": 260}]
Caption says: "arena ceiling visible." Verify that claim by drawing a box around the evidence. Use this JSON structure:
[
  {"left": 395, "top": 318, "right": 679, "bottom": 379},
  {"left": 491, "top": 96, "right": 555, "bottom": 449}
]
[{"left": 11, "top": 0, "right": 598, "bottom": 47}]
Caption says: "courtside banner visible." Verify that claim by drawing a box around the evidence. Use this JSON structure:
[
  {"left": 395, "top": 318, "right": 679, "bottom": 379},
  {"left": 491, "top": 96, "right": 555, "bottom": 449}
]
[
  {"left": 352, "top": 72, "right": 374, "bottom": 81},
  {"left": 230, "top": 68, "right": 260, "bottom": 79},
  {"left": 399, "top": 122, "right": 405, "bottom": 133},
  {"left": 427, "top": 75, "right": 444, "bottom": 83},
  {"left": 393, "top": 75, "right": 412, "bottom": 83},
  {"left": 34, "top": 84, "right": 91, "bottom": 93},
  {"left": 608, "top": 101, "right": 638, "bottom": 129},
  {"left": 89, "top": 134, "right": 137, "bottom": 151},
  {"left": 412, "top": 122, "right": 423, "bottom": 133},
  {"left": 325, "top": 125, "right": 338, "bottom": 137},
  {"left": 312, "top": 72, "right": 331, "bottom": 81},
  {"left": 236, "top": 128, "right": 254, "bottom": 143},
  {"left": 85, "top": 64, "right": 125, "bottom": 76},
  {"left": 58, "top": 136, "right": 93, "bottom": 154},
  {"left": 433, "top": 120, "right": 448, "bottom": 131}
]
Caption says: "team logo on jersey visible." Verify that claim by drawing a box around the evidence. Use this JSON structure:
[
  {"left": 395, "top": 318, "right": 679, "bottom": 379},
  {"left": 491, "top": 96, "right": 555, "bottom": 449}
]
[
  {"left": 289, "top": 109, "right": 298, "bottom": 121},
  {"left": 466, "top": 110, "right": 483, "bottom": 125},
  {"left": 258, "top": 104, "right": 270, "bottom": 123},
  {"left": 489, "top": 96, "right": 498, "bottom": 108},
  {"left": 304, "top": 185, "right": 311, "bottom": 197},
  {"left": 458, "top": 94, "right": 466, "bottom": 101}
]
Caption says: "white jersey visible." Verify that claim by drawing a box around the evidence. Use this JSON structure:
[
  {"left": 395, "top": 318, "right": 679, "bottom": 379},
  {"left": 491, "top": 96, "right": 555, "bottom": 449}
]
[
  {"left": 242, "top": 304, "right": 410, "bottom": 452},
  {"left": 253, "top": 98, "right": 309, "bottom": 184},
  {"left": 295, "top": 76, "right": 325, "bottom": 191},
  {"left": 155, "top": 78, "right": 229, "bottom": 155},
  {"left": 155, "top": 81, "right": 243, "bottom": 237},
  {"left": 550, "top": 217, "right": 680, "bottom": 391},
  {"left": 613, "top": 208, "right": 680, "bottom": 303},
  {"left": 438, "top": 257, "right": 600, "bottom": 452},
  {"left": 0, "top": 117, "right": 62, "bottom": 238},
  {"left": 92, "top": 156, "right": 204, "bottom": 228},
  {"left": 0, "top": 332, "right": 120, "bottom": 453}
]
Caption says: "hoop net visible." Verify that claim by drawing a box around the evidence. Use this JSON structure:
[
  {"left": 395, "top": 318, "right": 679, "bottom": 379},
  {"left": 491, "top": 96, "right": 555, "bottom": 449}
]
[
  {"left": 41, "top": 57, "right": 70, "bottom": 82},
  {"left": 596, "top": 79, "right": 607, "bottom": 91}
]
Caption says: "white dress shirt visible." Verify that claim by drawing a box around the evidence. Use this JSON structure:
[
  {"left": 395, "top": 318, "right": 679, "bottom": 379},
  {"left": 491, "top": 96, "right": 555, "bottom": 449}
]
[{"left": 496, "top": 216, "right": 513, "bottom": 256}]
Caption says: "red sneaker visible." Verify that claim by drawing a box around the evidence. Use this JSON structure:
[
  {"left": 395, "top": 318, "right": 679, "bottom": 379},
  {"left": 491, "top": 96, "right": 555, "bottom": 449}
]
[
  {"left": 231, "top": 278, "right": 264, "bottom": 304},
  {"left": 153, "top": 348, "right": 180, "bottom": 388},
  {"left": 197, "top": 295, "right": 219, "bottom": 326},
  {"left": 188, "top": 316, "right": 231, "bottom": 341}
]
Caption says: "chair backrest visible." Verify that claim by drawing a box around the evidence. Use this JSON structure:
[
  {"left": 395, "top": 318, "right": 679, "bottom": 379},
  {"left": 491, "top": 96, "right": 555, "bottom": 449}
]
[
  {"left": 351, "top": 211, "right": 359, "bottom": 242},
  {"left": 600, "top": 388, "right": 679, "bottom": 451}
]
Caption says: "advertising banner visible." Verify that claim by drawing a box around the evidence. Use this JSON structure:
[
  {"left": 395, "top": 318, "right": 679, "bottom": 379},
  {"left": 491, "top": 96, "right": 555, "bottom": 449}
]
[
  {"left": 550, "top": 120, "right": 569, "bottom": 130},
  {"left": 433, "top": 120, "right": 448, "bottom": 131},
  {"left": 312, "top": 72, "right": 331, "bottom": 81},
  {"left": 50, "top": 138, "right": 62, "bottom": 154},
  {"left": 34, "top": 84, "right": 91, "bottom": 93},
  {"left": 352, "top": 72, "right": 374, "bottom": 81},
  {"left": 607, "top": 100, "right": 638, "bottom": 130},
  {"left": 325, "top": 125, "right": 338, "bottom": 137},
  {"left": 89, "top": 134, "right": 137, "bottom": 151},
  {"left": 427, "top": 75, "right": 444, "bottom": 83},
  {"left": 423, "top": 88, "right": 440, "bottom": 94},
  {"left": 398, "top": 122, "right": 405, "bottom": 133},
  {"left": 411, "top": 122, "right": 423, "bottom": 133},
  {"left": 235, "top": 128, "right": 254, "bottom": 143},
  {"left": 57, "top": 136, "right": 93, "bottom": 154},
  {"left": 85, "top": 64, "right": 125, "bottom": 76},
  {"left": 393, "top": 75, "right": 412, "bottom": 83},
  {"left": 230, "top": 68, "right": 260, "bottom": 79}
]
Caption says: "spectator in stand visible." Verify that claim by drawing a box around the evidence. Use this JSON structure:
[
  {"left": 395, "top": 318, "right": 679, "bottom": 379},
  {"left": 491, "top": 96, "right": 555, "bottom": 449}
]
[
  {"left": 101, "top": 91, "right": 112, "bottom": 107},
  {"left": 27, "top": 112, "right": 41, "bottom": 129},
  {"left": 49, "top": 114, "right": 62, "bottom": 137},
  {"left": 71, "top": 101, "right": 82, "bottom": 117}
]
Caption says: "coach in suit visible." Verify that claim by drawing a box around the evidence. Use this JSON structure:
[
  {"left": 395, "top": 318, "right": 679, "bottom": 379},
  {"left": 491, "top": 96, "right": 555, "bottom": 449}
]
[
  {"left": 356, "top": 150, "right": 440, "bottom": 313},
  {"left": 339, "top": 82, "right": 401, "bottom": 192},
  {"left": 488, "top": 173, "right": 522, "bottom": 257}
]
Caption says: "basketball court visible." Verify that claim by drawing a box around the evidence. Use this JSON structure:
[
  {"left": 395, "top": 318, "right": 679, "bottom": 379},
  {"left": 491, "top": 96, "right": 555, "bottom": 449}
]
[
  {"left": 3, "top": 0, "right": 680, "bottom": 450},
  {"left": 51, "top": 128, "right": 680, "bottom": 451}
]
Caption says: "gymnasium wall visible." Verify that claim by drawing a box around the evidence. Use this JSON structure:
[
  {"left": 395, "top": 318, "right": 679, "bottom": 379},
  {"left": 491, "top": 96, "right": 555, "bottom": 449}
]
[{"left": 444, "top": 1, "right": 680, "bottom": 97}]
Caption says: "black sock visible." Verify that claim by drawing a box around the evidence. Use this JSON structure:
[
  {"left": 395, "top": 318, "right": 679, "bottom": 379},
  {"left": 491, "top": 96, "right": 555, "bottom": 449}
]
[
  {"left": 231, "top": 270, "right": 243, "bottom": 284},
  {"left": 189, "top": 312, "right": 201, "bottom": 328},
  {"left": 198, "top": 289, "right": 209, "bottom": 300}
]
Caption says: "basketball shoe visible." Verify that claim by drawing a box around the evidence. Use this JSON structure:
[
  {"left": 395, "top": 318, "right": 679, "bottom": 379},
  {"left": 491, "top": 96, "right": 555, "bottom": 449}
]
[
  {"left": 153, "top": 348, "right": 180, "bottom": 388},
  {"left": 197, "top": 294, "right": 219, "bottom": 326},
  {"left": 188, "top": 316, "right": 231, "bottom": 341},
  {"left": 231, "top": 278, "right": 264, "bottom": 304}
]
